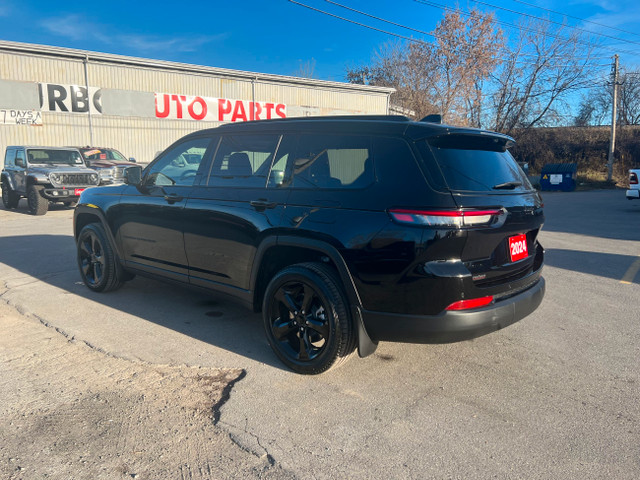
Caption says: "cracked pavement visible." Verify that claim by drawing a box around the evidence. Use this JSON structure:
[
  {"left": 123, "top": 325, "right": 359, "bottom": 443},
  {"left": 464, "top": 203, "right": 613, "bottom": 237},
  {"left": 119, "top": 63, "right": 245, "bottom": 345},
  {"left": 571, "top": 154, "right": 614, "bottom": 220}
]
[{"left": 1, "top": 191, "right": 639, "bottom": 479}]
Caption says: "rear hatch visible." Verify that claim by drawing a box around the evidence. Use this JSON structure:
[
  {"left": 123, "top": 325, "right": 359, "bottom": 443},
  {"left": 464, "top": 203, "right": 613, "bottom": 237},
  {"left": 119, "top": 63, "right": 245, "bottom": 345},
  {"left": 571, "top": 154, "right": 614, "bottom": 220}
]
[{"left": 421, "top": 133, "right": 544, "bottom": 292}]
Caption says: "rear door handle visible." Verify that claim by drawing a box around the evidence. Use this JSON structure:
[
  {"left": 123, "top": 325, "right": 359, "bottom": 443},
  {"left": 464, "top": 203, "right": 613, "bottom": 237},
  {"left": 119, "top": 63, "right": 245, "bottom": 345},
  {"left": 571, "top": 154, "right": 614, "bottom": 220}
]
[
  {"left": 163, "top": 193, "right": 183, "bottom": 204},
  {"left": 250, "top": 199, "right": 277, "bottom": 210}
]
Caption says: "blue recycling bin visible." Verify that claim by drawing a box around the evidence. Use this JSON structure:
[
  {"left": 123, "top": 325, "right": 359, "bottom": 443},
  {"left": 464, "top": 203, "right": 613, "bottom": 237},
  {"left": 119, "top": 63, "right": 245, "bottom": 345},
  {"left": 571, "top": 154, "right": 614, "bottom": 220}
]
[{"left": 540, "top": 163, "right": 577, "bottom": 191}]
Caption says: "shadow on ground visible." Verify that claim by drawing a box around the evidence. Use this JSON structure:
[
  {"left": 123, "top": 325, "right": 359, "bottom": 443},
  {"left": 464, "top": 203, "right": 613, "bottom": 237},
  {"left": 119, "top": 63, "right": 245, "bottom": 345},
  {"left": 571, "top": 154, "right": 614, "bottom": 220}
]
[
  {"left": 544, "top": 248, "right": 638, "bottom": 284},
  {"left": 0, "top": 233, "right": 287, "bottom": 371}
]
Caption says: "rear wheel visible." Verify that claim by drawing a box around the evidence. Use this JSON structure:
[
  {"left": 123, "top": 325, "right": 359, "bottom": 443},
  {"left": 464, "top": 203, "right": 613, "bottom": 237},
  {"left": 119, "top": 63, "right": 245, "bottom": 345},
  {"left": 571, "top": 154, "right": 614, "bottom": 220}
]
[
  {"left": 263, "top": 262, "right": 356, "bottom": 374},
  {"left": 77, "top": 223, "right": 124, "bottom": 292},
  {"left": 27, "top": 185, "right": 48, "bottom": 215},
  {"left": 2, "top": 183, "right": 19, "bottom": 209}
]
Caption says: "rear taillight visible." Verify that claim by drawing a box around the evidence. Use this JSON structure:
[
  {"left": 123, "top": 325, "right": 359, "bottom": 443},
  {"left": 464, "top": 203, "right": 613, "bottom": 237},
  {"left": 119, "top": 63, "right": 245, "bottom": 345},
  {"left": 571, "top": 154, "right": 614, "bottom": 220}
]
[
  {"left": 630, "top": 172, "right": 638, "bottom": 185},
  {"left": 388, "top": 208, "right": 504, "bottom": 228},
  {"left": 445, "top": 295, "right": 494, "bottom": 311}
]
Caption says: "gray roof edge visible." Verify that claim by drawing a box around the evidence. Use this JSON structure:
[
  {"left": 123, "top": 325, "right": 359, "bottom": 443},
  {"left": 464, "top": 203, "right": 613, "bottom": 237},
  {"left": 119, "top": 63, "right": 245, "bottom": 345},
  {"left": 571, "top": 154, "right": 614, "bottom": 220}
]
[{"left": 0, "top": 40, "right": 396, "bottom": 95}]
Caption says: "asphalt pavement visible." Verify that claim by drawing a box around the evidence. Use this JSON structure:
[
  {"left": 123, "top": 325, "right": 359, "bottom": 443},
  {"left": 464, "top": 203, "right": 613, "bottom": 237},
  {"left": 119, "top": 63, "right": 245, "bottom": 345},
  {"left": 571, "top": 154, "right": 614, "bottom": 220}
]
[{"left": 0, "top": 190, "right": 638, "bottom": 479}]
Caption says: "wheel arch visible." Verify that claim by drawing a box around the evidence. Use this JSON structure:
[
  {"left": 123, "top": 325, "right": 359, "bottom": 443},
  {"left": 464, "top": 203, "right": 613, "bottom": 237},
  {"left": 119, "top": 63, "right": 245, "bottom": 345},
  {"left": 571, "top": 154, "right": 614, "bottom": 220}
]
[
  {"left": 1, "top": 172, "right": 16, "bottom": 191},
  {"left": 251, "top": 235, "right": 377, "bottom": 357},
  {"left": 26, "top": 175, "right": 44, "bottom": 187},
  {"left": 74, "top": 205, "right": 124, "bottom": 262}
]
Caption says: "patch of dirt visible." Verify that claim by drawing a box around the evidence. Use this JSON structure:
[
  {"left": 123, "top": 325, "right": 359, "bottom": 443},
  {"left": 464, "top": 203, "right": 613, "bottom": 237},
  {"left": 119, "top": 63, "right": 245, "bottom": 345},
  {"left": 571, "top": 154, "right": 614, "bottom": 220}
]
[{"left": 0, "top": 301, "right": 294, "bottom": 480}]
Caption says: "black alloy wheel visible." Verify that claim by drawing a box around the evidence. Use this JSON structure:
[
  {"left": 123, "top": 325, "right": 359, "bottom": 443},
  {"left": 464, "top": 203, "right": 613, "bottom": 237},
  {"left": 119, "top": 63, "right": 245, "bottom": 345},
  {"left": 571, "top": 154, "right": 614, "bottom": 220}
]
[
  {"left": 263, "top": 262, "right": 355, "bottom": 374},
  {"left": 77, "top": 223, "right": 124, "bottom": 292}
]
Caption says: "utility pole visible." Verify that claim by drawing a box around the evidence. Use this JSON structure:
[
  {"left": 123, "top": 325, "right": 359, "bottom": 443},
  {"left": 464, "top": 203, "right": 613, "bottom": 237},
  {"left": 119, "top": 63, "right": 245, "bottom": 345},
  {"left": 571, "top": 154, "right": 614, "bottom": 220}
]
[
  {"left": 607, "top": 54, "right": 619, "bottom": 182},
  {"left": 83, "top": 55, "right": 95, "bottom": 146}
]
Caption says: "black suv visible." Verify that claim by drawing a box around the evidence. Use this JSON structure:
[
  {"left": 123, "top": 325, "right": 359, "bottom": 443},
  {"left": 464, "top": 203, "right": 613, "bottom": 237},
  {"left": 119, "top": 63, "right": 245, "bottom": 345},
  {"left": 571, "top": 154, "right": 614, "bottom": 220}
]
[
  {"left": 73, "top": 116, "right": 545, "bottom": 374},
  {"left": 2, "top": 146, "right": 100, "bottom": 215}
]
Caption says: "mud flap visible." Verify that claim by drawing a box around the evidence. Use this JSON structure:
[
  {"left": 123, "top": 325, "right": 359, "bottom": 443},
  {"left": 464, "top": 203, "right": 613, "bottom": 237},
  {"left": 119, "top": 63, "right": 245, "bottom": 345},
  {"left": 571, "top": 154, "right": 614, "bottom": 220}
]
[{"left": 353, "top": 306, "right": 378, "bottom": 358}]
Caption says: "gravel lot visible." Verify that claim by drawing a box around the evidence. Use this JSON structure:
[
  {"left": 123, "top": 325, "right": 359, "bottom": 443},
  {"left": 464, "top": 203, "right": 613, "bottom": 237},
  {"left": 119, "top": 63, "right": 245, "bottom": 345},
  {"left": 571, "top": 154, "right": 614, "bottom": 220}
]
[{"left": 1, "top": 190, "right": 638, "bottom": 479}]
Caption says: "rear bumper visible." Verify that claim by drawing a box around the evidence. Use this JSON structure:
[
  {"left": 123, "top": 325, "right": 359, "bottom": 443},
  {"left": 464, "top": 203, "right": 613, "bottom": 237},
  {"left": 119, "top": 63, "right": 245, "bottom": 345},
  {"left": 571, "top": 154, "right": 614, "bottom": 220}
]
[
  {"left": 362, "top": 277, "right": 545, "bottom": 343},
  {"left": 626, "top": 189, "right": 639, "bottom": 200}
]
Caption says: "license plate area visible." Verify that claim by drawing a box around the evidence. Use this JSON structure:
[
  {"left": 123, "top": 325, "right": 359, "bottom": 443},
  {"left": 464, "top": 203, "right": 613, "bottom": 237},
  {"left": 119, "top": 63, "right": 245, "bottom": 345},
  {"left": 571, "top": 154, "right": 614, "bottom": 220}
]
[
  {"left": 509, "top": 234, "right": 528, "bottom": 262},
  {"left": 74, "top": 188, "right": 85, "bottom": 196}
]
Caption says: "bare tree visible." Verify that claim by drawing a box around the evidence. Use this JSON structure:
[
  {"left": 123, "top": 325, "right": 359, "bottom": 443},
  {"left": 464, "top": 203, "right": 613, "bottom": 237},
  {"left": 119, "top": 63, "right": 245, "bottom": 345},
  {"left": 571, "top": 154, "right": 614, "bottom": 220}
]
[
  {"left": 574, "top": 68, "right": 640, "bottom": 126},
  {"left": 618, "top": 70, "right": 640, "bottom": 125},
  {"left": 574, "top": 88, "right": 610, "bottom": 126},
  {"left": 346, "top": 40, "right": 439, "bottom": 119},
  {"left": 428, "top": 8, "right": 504, "bottom": 126},
  {"left": 346, "top": 8, "right": 503, "bottom": 124},
  {"left": 489, "top": 20, "right": 595, "bottom": 134},
  {"left": 295, "top": 58, "right": 317, "bottom": 79}
]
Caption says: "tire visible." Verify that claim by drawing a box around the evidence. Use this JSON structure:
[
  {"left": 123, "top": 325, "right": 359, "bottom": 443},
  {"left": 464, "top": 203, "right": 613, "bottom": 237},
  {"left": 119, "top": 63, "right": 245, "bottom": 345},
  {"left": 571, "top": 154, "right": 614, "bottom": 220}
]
[
  {"left": 262, "top": 262, "right": 356, "bottom": 374},
  {"left": 77, "top": 223, "right": 124, "bottom": 292},
  {"left": 27, "top": 185, "right": 48, "bottom": 215},
  {"left": 2, "top": 182, "right": 20, "bottom": 209}
]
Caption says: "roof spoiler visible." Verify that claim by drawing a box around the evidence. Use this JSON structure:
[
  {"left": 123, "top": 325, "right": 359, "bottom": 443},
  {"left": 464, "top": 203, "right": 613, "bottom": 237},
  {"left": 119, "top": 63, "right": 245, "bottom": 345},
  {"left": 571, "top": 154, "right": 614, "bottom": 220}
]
[{"left": 420, "top": 114, "right": 442, "bottom": 124}]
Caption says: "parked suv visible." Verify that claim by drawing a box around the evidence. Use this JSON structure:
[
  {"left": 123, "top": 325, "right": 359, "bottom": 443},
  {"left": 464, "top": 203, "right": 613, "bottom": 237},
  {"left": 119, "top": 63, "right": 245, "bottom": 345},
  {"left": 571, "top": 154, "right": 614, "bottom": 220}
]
[
  {"left": 73, "top": 116, "right": 545, "bottom": 374},
  {"left": 75, "top": 147, "right": 137, "bottom": 185},
  {"left": 2, "top": 146, "right": 100, "bottom": 215}
]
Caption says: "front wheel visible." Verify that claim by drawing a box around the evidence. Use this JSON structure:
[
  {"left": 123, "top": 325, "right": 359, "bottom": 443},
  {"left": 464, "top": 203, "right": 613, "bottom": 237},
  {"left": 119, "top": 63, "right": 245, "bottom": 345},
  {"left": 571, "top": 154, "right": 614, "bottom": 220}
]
[
  {"left": 27, "top": 185, "right": 48, "bottom": 215},
  {"left": 262, "top": 262, "right": 356, "bottom": 374},
  {"left": 77, "top": 223, "right": 124, "bottom": 292}
]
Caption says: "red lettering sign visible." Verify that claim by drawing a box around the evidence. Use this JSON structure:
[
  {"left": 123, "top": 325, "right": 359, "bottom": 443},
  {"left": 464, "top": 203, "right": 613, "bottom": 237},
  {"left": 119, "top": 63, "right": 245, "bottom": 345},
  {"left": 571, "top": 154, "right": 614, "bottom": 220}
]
[{"left": 155, "top": 92, "right": 287, "bottom": 123}]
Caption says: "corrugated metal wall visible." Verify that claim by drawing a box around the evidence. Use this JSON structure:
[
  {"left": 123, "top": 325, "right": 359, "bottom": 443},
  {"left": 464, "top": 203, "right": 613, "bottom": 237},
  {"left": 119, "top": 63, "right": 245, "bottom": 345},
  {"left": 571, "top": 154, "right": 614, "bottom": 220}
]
[{"left": 0, "top": 42, "right": 392, "bottom": 164}]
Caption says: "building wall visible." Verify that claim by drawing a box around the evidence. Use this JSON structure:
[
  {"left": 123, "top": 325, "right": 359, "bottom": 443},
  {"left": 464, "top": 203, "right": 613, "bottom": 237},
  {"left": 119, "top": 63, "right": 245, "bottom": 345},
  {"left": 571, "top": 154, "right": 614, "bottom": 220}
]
[{"left": 0, "top": 42, "right": 392, "bottom": 164}]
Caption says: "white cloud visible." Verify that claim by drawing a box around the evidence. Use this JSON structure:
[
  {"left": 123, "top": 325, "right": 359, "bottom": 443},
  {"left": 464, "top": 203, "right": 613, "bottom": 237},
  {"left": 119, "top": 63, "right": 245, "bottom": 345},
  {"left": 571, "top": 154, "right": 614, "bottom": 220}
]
[
  {"left": 40, "top": 14, "right": 111, "bottom": 43},
  {"left": 119, "top": 34, "right": 228, "bottom": 54},
  {"left": 39, "top": 14, "right": 227, "bottom": 54}
]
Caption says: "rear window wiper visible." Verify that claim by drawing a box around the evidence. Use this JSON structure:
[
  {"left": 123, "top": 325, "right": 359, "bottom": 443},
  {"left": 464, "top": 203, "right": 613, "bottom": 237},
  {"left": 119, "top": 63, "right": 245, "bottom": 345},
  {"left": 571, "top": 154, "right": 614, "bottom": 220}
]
[{"left": 492, "top": 181, "right": 522, "bottom": 190}]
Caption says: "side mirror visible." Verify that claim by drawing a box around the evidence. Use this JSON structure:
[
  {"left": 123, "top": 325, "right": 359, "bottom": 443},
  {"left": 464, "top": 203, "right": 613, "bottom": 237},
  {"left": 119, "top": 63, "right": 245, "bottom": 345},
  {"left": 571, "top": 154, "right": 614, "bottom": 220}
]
[
  {"left": 129, "top": 157, "right": 136, "bottom": 163},
  {"left": 123, "top": 165, "right": 143, "bottom": 185},
  {"left": 15, "top": 157, "right": 26, "bottom": 168}
]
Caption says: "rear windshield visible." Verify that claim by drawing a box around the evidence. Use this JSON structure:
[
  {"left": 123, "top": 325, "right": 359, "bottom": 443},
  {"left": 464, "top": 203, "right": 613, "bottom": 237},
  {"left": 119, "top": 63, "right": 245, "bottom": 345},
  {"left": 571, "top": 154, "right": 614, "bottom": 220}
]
[
  {"left": 27, "top": 149, "right": 84, "bottom": 166},
  {"left": 426, "top": 135, "right": 532, "bottom": 192}
]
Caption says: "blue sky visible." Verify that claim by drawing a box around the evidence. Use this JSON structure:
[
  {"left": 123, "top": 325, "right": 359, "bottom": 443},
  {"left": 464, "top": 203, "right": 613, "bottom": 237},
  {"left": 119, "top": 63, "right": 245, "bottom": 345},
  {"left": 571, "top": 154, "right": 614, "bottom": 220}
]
[{"left": 1, "top": 0, "right": 639, "bottom": 82}]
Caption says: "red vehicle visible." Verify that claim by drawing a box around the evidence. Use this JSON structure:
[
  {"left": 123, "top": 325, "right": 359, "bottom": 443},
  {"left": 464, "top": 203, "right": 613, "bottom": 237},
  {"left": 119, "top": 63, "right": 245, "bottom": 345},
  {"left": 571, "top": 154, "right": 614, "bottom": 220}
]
[{"left": 75, "top": 147, "right": 136, "bottom": 185}]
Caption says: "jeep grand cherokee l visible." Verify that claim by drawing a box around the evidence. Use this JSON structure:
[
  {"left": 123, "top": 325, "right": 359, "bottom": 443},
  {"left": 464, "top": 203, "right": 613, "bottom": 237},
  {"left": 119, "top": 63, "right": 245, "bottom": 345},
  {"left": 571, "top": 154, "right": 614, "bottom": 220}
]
[{"left": 73, "top": 116, "right": 545, "bottom": 374}]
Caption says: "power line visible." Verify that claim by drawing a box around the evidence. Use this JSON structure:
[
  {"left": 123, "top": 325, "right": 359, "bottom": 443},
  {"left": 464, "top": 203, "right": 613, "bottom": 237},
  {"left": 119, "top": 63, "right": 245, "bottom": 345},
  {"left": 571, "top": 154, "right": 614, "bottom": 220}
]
[
  {"left": 510, "top": 0, "right": 640, "bottom": 41},
  {"left": 413, "top": 0, "right": 640, "bottom": 58},
  {"left": 470, "top": 0, "right": 640, "bottom": 48},
  {"left": 287, "top": 1, "right": 435, "bottom": 46},
  {"left": 313, "top": 1, "right": 608, "bottom": 66}
]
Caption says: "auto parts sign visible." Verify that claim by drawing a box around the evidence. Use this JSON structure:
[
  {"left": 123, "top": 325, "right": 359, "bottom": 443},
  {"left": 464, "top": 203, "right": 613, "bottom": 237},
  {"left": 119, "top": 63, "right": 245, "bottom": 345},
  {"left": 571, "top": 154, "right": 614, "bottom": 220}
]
[{"left": 155, "top": 92, "right": 286, "bottom": 122}]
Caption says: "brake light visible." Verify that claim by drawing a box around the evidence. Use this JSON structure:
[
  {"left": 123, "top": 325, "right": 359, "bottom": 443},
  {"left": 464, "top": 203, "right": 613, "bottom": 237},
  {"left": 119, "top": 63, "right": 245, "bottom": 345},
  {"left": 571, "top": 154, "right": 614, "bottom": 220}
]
[
  {"left": 446, "top": 295, "right": 494, "bottom": 311},
  {"left": 388, "top": 208, "right": 504, "bottom": 227},
  {"left": 630, "top": 172, "right": 638, "bottom": 185}
]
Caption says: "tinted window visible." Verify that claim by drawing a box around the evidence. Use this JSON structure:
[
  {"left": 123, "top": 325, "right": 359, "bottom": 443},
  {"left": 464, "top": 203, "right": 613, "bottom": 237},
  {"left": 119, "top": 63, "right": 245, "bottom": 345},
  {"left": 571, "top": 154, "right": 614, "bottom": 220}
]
[
  {"left": 145, "top": 137, "right": 211, "bottom": 187},
  {"left": 208, "top": 135, "right": 279, "bottom": 187},
  {"left": 268, "top": 135, "right": 295, "bottom": 188},
  {"left": 426, "top": 136, "right": 531, "bottom": 192},
  {"left": 290, "top": 134, "right": 373, "bottom": 189}
]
